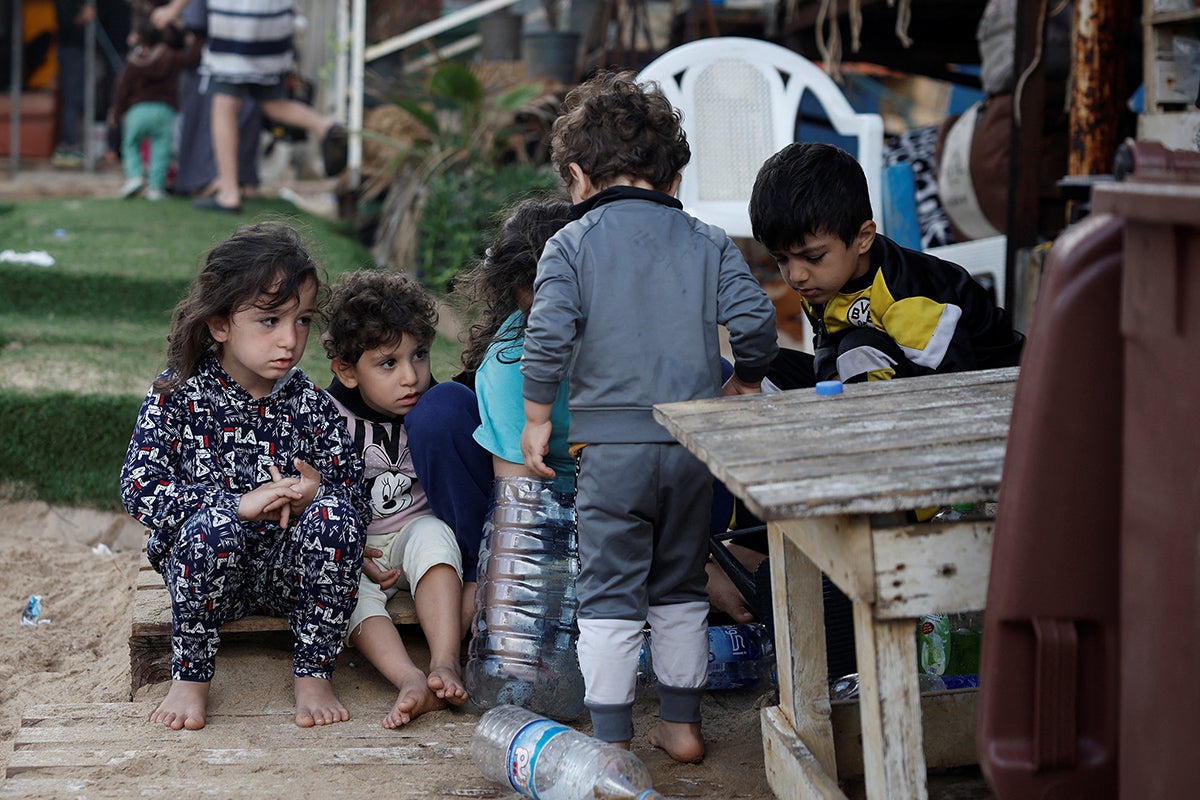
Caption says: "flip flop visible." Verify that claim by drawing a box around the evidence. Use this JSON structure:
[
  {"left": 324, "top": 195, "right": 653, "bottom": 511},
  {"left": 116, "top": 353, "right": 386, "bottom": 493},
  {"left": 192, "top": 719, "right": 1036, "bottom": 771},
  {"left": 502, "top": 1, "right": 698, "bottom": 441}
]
[{"left": 193, "top": 196, "right": 242, "bottom": 214}]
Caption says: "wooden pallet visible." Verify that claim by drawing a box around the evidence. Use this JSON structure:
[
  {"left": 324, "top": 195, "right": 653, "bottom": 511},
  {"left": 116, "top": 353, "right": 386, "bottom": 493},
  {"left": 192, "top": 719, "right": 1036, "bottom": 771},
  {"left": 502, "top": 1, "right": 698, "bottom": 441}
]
[
  {"left": 130, "top": 557, "right": 417, "bottom": 697},
  {"left": 1, "top": 703, "right": 493, "bottom": 799}
]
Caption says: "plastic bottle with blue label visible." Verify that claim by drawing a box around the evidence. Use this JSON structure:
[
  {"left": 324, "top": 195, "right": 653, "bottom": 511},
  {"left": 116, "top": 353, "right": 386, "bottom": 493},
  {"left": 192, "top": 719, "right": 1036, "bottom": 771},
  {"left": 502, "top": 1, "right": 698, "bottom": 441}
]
[
  {"left": 471, "top": 704, "right": 663, "bottom": 800},
  {"left": 20, "top": 595, "right": 43, "bottom": 626},
  {"left": 637, "top": 622, "right": 776, "bottom": 691},
  {"left": 465, "top": 477, "right": 585, "bottom": 720}
]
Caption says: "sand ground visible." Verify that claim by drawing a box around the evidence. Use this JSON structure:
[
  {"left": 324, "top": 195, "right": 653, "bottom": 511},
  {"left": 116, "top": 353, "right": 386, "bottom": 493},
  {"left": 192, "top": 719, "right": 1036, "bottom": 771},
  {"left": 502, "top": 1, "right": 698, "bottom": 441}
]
[{"left": 0, "top": 500, "right": 785, "bottom": 799}]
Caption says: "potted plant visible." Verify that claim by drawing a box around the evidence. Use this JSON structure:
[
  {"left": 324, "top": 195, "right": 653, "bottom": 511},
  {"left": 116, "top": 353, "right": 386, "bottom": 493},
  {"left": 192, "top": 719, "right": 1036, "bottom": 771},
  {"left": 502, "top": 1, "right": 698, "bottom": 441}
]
[{"left": 523, "top": 0, "right": 581, "bottom": 85}]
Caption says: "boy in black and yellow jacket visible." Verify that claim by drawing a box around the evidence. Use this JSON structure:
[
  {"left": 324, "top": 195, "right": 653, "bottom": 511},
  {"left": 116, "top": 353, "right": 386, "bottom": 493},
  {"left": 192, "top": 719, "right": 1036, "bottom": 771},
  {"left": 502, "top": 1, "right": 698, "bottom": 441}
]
[{"left": 749, "top": 142, "right": 1024, "bottom": 382}]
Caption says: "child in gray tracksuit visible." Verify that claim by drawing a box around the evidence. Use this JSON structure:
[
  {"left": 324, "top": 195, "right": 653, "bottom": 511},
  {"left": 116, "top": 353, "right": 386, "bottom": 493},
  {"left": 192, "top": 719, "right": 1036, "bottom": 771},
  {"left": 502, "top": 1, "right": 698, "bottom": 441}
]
[{"left": 519, "top": 71, "right": 778, "bottom": 761}]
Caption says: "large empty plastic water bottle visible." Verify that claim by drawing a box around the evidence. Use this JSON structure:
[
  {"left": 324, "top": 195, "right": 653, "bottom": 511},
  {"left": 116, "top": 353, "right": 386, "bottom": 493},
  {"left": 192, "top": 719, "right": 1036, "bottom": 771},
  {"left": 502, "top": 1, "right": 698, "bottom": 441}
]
[
  {"left": 465, "top": 476, "right": 585, "bottom": 720},
  {"left": 472, "top": 704, "right": 663, "bottom": 800}
]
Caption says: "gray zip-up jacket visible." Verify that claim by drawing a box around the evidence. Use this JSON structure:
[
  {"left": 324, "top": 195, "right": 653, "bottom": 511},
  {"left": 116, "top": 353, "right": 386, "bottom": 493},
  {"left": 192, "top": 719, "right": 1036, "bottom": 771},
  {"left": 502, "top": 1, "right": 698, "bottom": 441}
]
[{"left": 521, "top": 186, "right": 779, "bottom": 444}]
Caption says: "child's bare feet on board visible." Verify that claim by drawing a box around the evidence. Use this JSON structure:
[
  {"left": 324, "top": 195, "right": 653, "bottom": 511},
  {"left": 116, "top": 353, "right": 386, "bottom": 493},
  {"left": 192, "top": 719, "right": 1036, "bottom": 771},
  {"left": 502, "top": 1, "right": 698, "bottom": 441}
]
[
  {"left": 294, "top": 676, "right": 350, "bottom": 728},
  {"left": 648, "top": 720, "right": 705, "bottom": 763},
  {"left": 150, "top": 680, "right": 210, "bottom": 730},
  {"left": 384, "top": 666, "right": 447, "bottom": 729},
  {"left": 426, "top": 662, "right": 468, "bottom": 705}
]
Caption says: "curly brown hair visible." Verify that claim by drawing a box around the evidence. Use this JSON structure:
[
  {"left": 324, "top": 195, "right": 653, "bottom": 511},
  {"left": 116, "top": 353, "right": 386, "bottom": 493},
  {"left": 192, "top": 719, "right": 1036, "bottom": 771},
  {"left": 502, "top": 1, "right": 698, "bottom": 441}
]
[
  {"left": 156, "top": 221, "right": 324, "bottom": 393},
  {"left": 322, "top": 269, "right": 438, "bottom": 366},
  {"left": 549, "top": 70, "right": 689, "bottom": 192},
  {"left": 454, "top": 197, "right": 574, "bottom": 373}
]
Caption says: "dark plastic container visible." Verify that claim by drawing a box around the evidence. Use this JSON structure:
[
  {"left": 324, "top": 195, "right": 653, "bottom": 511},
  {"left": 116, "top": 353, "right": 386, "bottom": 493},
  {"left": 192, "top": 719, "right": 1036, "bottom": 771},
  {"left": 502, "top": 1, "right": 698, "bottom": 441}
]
[
  {"left": 979, "top": 141, "right": 1200, "bottom": 799},
  {"left": 1098, "top": 143, "right": 1200, "bottom": 800},
  {"left": 976, "top": 207, "right": 1124, "bottom": 797}
]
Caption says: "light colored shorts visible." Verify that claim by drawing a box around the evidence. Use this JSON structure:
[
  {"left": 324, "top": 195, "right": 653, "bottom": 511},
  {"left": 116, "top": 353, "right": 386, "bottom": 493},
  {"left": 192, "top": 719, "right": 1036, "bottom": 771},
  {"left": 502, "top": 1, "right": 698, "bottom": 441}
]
[{"left": 346, "top": 515, "right": 462, "bottom": 640}]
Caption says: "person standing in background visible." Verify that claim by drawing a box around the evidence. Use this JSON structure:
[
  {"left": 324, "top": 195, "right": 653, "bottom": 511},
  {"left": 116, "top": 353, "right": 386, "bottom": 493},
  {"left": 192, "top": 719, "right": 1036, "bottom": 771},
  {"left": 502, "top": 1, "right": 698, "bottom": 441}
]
[
  {"left": 171, "top": 0, "right": 266, "bottom": 197},
  {"left": 151, "top": 0, "right": 346, "bottom": 213},
  {"left": 51, "top": 0, "right": 95, "bottom": 167}
]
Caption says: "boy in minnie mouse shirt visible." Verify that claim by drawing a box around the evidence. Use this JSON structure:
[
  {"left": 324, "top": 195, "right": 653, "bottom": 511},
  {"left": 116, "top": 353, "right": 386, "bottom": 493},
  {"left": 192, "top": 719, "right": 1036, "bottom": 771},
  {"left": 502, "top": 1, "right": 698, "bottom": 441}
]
[{"left": 322, "top": 270, "right": 467, "bottom": 728}]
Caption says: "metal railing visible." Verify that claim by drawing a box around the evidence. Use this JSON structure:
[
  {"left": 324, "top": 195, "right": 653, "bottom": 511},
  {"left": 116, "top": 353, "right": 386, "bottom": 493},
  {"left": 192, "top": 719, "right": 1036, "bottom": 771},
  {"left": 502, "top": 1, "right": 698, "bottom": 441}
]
[{"left": 334, "top": 0, "right": 532, "bottom": 187}]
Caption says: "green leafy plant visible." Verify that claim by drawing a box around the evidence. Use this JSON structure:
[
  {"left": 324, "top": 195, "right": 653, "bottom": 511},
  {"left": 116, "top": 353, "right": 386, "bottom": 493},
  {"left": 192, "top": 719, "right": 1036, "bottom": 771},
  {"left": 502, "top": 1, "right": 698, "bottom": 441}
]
[
  {"left": 418, "top": 163, "right": 562, "bottom": 294},
  {"left": 365, "top": 60, "right": 554, "bottom": 285}
]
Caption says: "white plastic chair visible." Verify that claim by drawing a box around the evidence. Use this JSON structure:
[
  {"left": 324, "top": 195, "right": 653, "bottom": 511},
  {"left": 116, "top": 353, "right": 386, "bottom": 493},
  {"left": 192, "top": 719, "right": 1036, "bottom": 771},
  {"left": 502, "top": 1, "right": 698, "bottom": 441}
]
[{"left": 636, "top": 36, "right": 886, "bottom": 240}]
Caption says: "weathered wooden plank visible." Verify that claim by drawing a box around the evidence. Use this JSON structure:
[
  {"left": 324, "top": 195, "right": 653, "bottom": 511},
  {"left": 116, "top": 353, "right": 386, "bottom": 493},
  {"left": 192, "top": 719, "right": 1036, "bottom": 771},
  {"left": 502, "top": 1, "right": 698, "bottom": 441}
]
[
  {"left": 768, "top": 524, "right": 837, "bottom": 777},
  {"left": 760, "top": 706, "right": 849, "bottom": 800},
  {"left": 656, "top": 397, "right": 1011, "bottom": 478},
  {"left": 872, "top": 520, "right": 994, "bottom": 618},
  {"left": 134, "top": 561, "right": 417, "bottom": 636},
  {"left": 656, "top": 373, "right": 1016, "bottom": 440},
  {"left": 743, "top": 444, "right": 1008, "bottom": 520},
  {"left": 668, "top": 414, "right": 1011, "bottom": 507},
  {"left": 656, "top": 367, "right": 1019, "bottom": 430},
  {"left": 653, "top": 368, "right": 1017, "bottom": 520},
  {"left": 7, "top": 744, "right": 442, "bottom": 771},
  {"left": 2, "top": 703, "right": 487, "bottom": 799},
  {"left": 12, "top": 704, "right": 471, "bottom": 746},
  {"left": 775, "top": 515, "right": 877, "bottom": 605},
  {"left": 130, "top": 555, "right": 418, "bottom": 696},
  {"left": 852, "top": 604, "right": 928, "bottom": 800}
]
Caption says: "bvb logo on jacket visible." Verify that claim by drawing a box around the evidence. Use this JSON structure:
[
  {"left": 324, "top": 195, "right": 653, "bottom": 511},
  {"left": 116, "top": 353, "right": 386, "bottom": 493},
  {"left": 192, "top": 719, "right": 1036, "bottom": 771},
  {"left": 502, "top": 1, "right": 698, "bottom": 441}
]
[
  {"left": 362, "top": 442, "right": 416, "bottom": 521},
  {"left": 847, "top": 297, "right": 871, "bottom": 327}
]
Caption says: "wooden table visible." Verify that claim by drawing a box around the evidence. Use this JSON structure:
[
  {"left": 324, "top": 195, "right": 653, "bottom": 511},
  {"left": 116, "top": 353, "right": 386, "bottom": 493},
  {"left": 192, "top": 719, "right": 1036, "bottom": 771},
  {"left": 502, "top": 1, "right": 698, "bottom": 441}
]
[{"left": 654, "top": 366, "right": 1018, "bottom": 800}]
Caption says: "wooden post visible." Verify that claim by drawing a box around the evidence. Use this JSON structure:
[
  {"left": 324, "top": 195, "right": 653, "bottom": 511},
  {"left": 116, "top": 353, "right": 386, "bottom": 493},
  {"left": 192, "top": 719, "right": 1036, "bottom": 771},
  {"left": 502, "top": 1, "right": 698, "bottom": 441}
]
[{"left": 1068, "top": 0, "right": 1134, "bottom": 176}]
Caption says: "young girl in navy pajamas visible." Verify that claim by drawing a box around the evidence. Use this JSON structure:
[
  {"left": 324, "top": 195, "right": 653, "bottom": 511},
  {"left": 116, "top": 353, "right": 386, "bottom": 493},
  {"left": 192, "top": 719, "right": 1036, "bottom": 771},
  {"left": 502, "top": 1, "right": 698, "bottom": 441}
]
[{"left": 120, "top": 222, "right": 369, "bottom": 731}]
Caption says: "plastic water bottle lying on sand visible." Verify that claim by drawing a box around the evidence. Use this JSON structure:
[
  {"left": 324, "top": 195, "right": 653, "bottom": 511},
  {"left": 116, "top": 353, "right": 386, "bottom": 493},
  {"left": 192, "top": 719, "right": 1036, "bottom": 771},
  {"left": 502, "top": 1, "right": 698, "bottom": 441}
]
[
  {"left": 471, "top": 705, "right": 663, "bottom": 800},
  {"left": 20, "top": 595, "right": 46, "bottom": 626}
]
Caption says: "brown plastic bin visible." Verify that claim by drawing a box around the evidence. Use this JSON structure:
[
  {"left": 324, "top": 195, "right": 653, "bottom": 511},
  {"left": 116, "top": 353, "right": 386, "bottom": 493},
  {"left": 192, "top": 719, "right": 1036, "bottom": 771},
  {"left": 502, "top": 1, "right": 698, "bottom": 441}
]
[
  {"left": 1094, "top": 144, "right": 1200, "bottom": 800},
  {"left": 979, "top": 141, "right": 1200, "bottom": 799},
  {"left": 977, "top": 207, "right": 1123, "bottom": 799}
]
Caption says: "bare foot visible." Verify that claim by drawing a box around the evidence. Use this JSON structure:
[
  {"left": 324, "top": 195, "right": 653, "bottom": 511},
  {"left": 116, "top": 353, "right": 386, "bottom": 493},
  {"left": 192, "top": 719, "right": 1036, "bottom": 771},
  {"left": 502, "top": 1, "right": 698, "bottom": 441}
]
[
  {"left": 647, "top": 720, "right": 705, "bottom": 763},
  {"left": 149, "top": 680, "right": 210, "bottom": 730},
  {"left": 294, "top": 676, "right": 350, "bottom": 728},
  {"left": 384, "top": 666, "right": 447, "bottom": 729},
  {"left": 426, "top": 662, "right": 468, "bottom": 706}
]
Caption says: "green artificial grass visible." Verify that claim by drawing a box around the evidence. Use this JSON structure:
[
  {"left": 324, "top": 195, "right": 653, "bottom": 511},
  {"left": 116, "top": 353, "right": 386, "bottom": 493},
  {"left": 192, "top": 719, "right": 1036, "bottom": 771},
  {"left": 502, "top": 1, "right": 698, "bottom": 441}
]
[{"left": 0, "top": 196, "right": 462, "bottom": 510}]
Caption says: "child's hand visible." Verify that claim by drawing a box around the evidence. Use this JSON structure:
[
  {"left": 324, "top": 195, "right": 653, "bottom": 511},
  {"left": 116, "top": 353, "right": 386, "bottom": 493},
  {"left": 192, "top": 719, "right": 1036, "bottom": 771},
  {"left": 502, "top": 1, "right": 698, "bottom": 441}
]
[
  {"left": 722, "top": 374, "right": 763, "bottom": 397},
  {"left": 362, "top": 545, "right": 400, "bottom": 590},
  {"left": 267, "top": 459, "right": 320, "bottom": 520},
  {"left": 283, "top": 458, "right": 322, "bottom": 513},
  {"left": 238, "top": 479, "right": 302, "bottom": 527},
  {"left": 520, "top": 419, "right": 556, "bottom": 479}
]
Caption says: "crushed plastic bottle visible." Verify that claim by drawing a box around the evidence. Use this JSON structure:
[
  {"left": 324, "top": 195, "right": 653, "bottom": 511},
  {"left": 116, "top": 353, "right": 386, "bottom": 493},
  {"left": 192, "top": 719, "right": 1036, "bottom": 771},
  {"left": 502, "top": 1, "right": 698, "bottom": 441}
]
[
  {"left": 465, "top": 477, "right": 585, "bottom": 720},
  {"left": 472, "top": 704, "right": 664, "bottom": 800},
  {"left": 829, "top": 671, "right": 946, "bottom": 701},
  {"left": 20, "top": 595, "right": 48, "bottom": 626}
]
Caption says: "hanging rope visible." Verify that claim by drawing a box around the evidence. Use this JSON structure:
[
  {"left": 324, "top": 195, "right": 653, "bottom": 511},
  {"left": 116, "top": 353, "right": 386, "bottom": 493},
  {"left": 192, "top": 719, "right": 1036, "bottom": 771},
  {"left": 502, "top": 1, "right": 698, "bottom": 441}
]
[
  {"left": 849, "top": 0, "right": 862, "bottom": 52},
  {"left": 816, "top": 0, "right": 843, "bottom": 81},
  {"left": 892, "top": 0, "right": 913, "bottom": 48},
  {"left": 1013, "top": 0, "right": 1049, "bottom": 128}
]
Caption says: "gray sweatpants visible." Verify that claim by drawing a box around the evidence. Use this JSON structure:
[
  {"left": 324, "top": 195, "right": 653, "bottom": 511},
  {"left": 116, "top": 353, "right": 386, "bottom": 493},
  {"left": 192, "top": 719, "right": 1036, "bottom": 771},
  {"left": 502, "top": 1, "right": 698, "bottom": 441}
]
[{"left": 574, "top": 442, "right": 712, "bottom": 741}]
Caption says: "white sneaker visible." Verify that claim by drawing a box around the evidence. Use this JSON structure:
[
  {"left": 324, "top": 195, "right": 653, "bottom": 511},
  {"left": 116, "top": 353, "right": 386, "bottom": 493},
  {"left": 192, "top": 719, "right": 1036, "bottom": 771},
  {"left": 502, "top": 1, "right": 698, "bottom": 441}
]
[
  {"left": 145, "top": 188, "right": 166, "bottom": 201},
  {"left": 121, "top": 177, "right": 146, "bottom": 199}
]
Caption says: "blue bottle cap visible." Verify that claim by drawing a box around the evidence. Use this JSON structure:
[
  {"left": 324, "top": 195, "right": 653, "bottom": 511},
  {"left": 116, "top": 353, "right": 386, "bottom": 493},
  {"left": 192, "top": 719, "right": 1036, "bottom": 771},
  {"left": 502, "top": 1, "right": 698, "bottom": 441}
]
[{"left": 815, "top": 380, "right": 843, "bottom": 396}]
